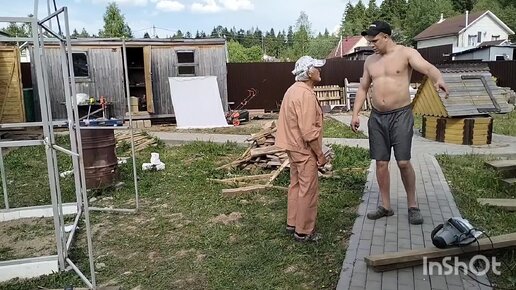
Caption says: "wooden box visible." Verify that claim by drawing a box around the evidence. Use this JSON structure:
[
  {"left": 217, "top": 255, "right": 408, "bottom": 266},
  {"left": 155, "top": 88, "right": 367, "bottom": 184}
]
[{"left": 421, "top": 115, "right": 493, "bottom": 145}]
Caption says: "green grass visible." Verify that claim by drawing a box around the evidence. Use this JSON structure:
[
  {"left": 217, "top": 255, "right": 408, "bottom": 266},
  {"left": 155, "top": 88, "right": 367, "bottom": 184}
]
[
  {"left": 150, "top": 117, "right": 367, "bottom": 139},
  {"left": 0, "top": 139, "right": 370, "bottom": 290},
  {"left": 491, "top": 110, "right": 516, "bottom": 136},
  {"left": 437, "top": 154, "right": 516, "bottom": 289},
  {"left": 323, "top": 117, "right": 367, "bottom": 139}
]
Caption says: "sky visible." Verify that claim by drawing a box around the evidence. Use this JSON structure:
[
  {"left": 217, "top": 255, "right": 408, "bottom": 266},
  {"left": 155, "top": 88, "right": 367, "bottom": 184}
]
[{"left": 0, "top": 0, "right": 382, "bottom": 38}]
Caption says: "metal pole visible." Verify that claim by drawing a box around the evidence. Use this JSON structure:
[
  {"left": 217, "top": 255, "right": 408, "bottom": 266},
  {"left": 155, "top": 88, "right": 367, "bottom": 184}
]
[
  {"left": 63, "top": 7, "right": 97, "bottom": 288},
  {"left": 38, "top": 21, "right": 68, "bottom": 267},
  {"left": 0, "top": 148, "right": 9, "bottom": 209},
  {"left": 122, "top": 40, "right": 140, "bottom": 210},
  {"left": 32, "top": 0, "right": 66, "bottom": 271},
  {"left": 66, "top": 258, "right": 94, "bottom": 289},
  {"left": 58, "top": 40, "right": 83, "bottom": 209}
]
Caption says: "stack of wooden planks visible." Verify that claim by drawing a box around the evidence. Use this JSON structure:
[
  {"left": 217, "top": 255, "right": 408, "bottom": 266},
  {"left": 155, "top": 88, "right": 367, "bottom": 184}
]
[
  {"left": 213, "top": 121, "right": 334, "bottom": 196},
  {"left": 217, "top": 121, "right": 287, "bottom": 170},
  {"left": 114, "top": 131, "right": 157, "bottom": 154}
]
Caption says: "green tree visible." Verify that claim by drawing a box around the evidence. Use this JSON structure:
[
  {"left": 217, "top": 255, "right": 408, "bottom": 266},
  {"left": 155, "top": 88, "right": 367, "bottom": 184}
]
[
  {"left": 366, "top": 0, "right": 381, "bottom": 23},
  {"left": 227, "top": 40, "right": 262, "bottom": 62},
  {"left": 99, "top": 2, "right": 133, "bottom": 38},
  {"left": 72, "top": 29, "right": 79, "bottom": 38},
  {"left": 1, "top": 22, "right": 29, "bottom": 37},
  {"left": 341, "top": 0, "right": 368, "bottom": 36},
  {"left": 143, "top": 32, "right": 150, "bottom": 38},
  {"left": 404, "top": 0, "right": 455, "bottom": 46},
  {"left": 451, "top": 0, "right": 477, "bottom": 13},
  {"left": 79, "top": 28, "right": 90, "bottom": 38}
]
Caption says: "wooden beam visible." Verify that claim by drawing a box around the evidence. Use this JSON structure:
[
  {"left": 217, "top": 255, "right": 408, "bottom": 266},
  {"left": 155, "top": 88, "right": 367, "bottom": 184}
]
[
  {"left": 222, "top": 184, "right": 287, "bottom": 197},
  {"left": 364, "top": 232, "right": 516, "bottom": 272},
  {"left": 44, "top": 287, "right": 121, "bottom": 290},
  {"left": 266, "top": 159, "right": 289, "bottom": 185},
  {"left": 249, "top": 145, "right": 284, "bottom": 158},
  {"left": 477, "top": 198, "right": 516, "bottom": 211}
]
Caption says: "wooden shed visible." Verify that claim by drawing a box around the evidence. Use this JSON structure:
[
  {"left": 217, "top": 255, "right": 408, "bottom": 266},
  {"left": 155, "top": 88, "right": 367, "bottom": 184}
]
[
  {"left": 413, "top": 63, "right": 513, "bottom": 145},
  {"left": 0, "top": 46, "right": 25, "bottom": 123},
  {"left": 30, "top": 38, "right": 228, "bottom": 121}
]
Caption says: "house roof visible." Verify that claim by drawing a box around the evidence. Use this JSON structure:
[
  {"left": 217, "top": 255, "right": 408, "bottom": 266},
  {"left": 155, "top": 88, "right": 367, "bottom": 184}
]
[
  {"left": 478, "top": 40, "right": 506, "bottom": 47},
  {"left": 412, "top": 63, "right": 513, "bottom": 117},
  {"left": 327, "top": 36, "right": 364, "bottom": 58},
  {"left": 450, "top": 43, "right": 515, "bottom": 56},
  {"left": 31, "top": 37, "right": 227, "bottom": 47},
  {"left": 414, "top": 11, "right": 485, "bottom": 41}
]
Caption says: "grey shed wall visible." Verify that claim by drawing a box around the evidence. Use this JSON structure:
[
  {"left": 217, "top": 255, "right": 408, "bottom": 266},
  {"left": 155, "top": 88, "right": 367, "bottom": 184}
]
[
  {"left": 32, "top": 46, "right": 125, "bottom": 120},
  {"left": 150, "top": 45, "right": 228, "bottom": 115},
  {"left": 32, "top": 41, "right": 228, "bottom": 121}
]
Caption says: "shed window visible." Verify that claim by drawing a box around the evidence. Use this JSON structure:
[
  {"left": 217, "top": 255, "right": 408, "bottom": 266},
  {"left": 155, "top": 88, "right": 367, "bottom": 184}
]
[
  {"left": 72, "top": 52, "right": 89, "bottom": 77},
  {"left": 177, "top": 51, "right": 195, "bottom": 63},
  {"left": 176, "top": 50, "right": 196, "bottom": 76}
]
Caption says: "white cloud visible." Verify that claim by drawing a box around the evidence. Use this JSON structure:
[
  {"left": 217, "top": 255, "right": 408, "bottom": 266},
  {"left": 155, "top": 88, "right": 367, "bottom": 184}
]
[
  {"left": 91, "top": 0, "right": 148, "bottom": 6},
  {"left": 219, "top": 0, "right": 254, "bottom": 11},
  {"left": 156, "top": 0, "right": 185, "bottom": 12},
  {"left": 191, "top": 0, "right": 222, "bottom": 13}
]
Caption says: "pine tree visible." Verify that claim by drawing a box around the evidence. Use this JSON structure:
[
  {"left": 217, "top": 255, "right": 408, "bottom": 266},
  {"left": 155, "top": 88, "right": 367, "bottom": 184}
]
[{"left": 99, "top": 2, "right": 133, "bottom": 38}]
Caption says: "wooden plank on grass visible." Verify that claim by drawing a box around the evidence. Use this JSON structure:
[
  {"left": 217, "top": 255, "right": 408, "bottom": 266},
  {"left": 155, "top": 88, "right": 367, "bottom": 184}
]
[
  {"left": 485, "top": 159, "right": 516, "bottom": 171},
  {"left": 222, "top": 184, "right": 287, "bottom": 197},
  {"left": 503, "top": 178, "right": 516, "bottom": 186},
  {"left": 477, "top": 198, "right": 516, "bottom": 211},
  {"left": 45, "top": 287, "right": 121, "bottom": 290},
  {"left": 365, "top": 232, "right": 516, "bottom": 272}
]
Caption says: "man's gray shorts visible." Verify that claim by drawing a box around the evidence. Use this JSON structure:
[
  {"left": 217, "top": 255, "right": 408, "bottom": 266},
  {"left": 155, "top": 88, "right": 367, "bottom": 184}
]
[{"left": 368, "top": 104, "right": 414, "bottom": 161}]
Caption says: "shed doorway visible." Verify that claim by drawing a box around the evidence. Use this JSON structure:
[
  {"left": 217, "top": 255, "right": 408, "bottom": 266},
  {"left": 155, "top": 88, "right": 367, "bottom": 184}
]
[{"left": 126, "top": 46, "right": 154, "bottom": 113}]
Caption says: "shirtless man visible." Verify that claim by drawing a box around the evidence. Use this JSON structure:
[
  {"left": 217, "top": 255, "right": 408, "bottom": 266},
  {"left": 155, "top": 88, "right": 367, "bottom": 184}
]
[{"left": 350, "top": 21, "right": 449, "bottom": 225}]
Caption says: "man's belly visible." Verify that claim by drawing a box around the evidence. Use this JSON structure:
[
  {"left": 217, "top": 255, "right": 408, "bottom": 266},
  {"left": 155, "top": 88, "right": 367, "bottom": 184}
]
[
  {"left": 370, "top": 82, "right": 411, "bottom": 112},
  {"left": 370, "top": 95, "right": 411, "bottom": 112}
]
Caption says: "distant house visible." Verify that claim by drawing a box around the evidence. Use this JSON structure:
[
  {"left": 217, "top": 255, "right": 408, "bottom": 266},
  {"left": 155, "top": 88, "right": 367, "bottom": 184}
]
[
  {"left": 451, "top": 40, "right": 515, "bottom": 61},
  {"left": 327, "top": 36, "right": 368, "bottom": 58},
  {"left": 414, "top": 10, "right": 514, "bottom": 54}
]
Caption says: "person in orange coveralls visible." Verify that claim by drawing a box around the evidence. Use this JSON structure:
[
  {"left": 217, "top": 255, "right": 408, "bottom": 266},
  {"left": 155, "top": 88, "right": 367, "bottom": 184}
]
[{"left": 275, "top": 55, "right": 327, "bottom": 243}]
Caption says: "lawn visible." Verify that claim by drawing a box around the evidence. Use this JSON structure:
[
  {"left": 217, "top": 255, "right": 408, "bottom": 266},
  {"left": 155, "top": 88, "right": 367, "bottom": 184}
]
[
  {"left": 149, "top": 116, "right": 368, "bottom": 139},
  {"left": 0, "top": 136, "right": 370, "bottom": 289},
  {"left": 492, "top": 110, "right": 516, "bottom": 137},
  {"left": 437, "top": 154, "right": 516, "bottom": 289}
]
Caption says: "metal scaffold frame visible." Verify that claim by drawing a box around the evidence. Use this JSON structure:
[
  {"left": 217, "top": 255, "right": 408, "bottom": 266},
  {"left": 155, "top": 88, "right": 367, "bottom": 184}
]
[{"left": 0, "top": 0, "right": 141, "bottom": 288}]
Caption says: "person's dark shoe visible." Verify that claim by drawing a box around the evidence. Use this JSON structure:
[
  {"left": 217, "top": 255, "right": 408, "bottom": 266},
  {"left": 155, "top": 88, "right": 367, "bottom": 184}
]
[
  {"left": 408, "top": 207, "right": 424, "bottom": 225},
  {"left": 286, "top": 225, "right": 295, "bottom": 234},
  {"left": 293, "top": 231, "right": 322, "bottom": 243},
  {"left": 367, "top": 206, "right": 394, "bottom": 220}
]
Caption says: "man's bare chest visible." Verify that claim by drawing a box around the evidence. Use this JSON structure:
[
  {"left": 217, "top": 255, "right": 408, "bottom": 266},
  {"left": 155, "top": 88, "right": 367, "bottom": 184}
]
[{"left": 368, "top": 56, "right": 410, "bottom": 79}]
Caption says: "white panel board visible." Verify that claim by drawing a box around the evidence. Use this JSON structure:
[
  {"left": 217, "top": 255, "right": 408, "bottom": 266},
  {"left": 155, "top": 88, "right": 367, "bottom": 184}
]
[{"left": 169, "top": 76, "right": 230, "bottom": 129}]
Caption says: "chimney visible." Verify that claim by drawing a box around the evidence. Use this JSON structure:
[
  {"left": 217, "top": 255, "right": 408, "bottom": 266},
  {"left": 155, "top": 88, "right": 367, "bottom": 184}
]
[
  {"left": 438, "top": 13, "right": 444, "bottom": 23},
  {"left": 465, "top": 10, "right": 469, "bottom": 27}
]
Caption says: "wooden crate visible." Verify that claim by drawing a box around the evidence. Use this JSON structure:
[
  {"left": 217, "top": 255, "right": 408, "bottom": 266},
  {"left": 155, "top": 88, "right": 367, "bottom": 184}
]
[
  {"left": 421, "top": 115, "right": 493, "bottom": 145},
  {"left": 0, "top": 47, "right": 25, "bottom": 123},
  {"left": 314, "top": 85, "right": 344, "bottom": 106}
]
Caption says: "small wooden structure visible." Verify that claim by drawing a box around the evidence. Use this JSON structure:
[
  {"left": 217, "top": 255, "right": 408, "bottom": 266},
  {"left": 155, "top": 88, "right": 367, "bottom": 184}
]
[
  {"left": 0, "top": 46, "right": 25, "bottom": 123},
  {"left": 413, "top": 63, "right": 514, "bottom": 145},
  {"left": 314, "top": 85, "right": 344, "bottom": 109},
  {"left": 30, "top": 38, "right": 228, "bottom": 121}
]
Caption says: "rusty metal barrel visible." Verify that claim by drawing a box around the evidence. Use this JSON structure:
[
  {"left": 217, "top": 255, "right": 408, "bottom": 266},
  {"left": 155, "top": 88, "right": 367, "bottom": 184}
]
[{"left": 80, "top": 129, "right": 118, "bottom": 189}]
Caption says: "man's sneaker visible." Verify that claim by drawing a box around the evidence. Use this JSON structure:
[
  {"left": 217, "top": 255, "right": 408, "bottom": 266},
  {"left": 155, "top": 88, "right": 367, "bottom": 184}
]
[
  {"left": 367, "top": 206, "right": 394, "bottom": 220},
  {"left": 286, "top": 225, "right": 295, "bottom": 234},
  {"left": 293, "top": 231, "right": 322, "bottom": 243},
  {"left": 408, "top": 207, "right": 424, "bottom": 225}
]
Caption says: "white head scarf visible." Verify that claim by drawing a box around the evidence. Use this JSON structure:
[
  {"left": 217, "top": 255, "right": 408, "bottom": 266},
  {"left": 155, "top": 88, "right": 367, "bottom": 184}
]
[{"left": 292, "top": 55, "right": 326, "bottom": 81}]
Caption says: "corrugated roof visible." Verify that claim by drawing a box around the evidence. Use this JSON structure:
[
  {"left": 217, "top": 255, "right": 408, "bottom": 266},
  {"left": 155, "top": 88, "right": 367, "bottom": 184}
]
[
  {"left": 413, "top": 63, "right": 513, "bottom": 117},
  {"left": 31, "top": 37, "right": 226, "bottom": 46},
  {"left": 414, "top": 11, "right": 486, "bottom": 41}
]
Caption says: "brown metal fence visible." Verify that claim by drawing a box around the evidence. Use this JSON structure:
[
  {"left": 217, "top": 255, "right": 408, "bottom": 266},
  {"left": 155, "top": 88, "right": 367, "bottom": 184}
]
[
  {"left": 227, "top": 58, "right": 516, "bottom": 112},
  {"left": 227, "top": 59, "right": 366, "bottom": 111}
]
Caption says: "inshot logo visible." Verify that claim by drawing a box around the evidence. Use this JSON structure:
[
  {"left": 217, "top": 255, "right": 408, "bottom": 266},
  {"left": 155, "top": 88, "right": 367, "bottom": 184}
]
[{"left": 423, "top": 255, "right": 501, "bottom": 276}]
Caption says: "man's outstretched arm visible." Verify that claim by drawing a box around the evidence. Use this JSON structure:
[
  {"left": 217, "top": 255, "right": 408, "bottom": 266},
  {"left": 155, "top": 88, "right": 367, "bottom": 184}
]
[
  {"left": 407, "top": 47, "right": 449, "bottom": 95},
  {"left": 350, "top": 59, "right": 372, "bottom": 132}
]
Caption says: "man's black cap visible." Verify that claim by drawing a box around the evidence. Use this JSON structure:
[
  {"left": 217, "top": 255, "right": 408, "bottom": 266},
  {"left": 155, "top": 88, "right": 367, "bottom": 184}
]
[{"left": 361, "top": 20, "right": 392, "bottom": 37}]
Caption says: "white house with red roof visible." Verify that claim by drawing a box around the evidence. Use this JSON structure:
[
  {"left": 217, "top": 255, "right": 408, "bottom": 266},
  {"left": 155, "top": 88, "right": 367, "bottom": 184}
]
[{"left": 327, "top": 35, "right": 369, "bottom": 58}]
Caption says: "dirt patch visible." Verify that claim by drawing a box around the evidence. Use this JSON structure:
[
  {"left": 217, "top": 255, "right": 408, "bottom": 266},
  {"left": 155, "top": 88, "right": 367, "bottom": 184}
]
[
  {"left": 209, "top": 212, "right": 243, "bottom": 225},
  {"left": 0, "top": 217, "right": 57, "bottom": 261}
]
